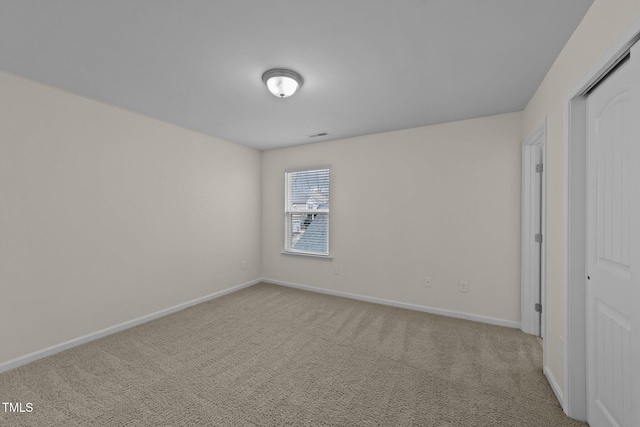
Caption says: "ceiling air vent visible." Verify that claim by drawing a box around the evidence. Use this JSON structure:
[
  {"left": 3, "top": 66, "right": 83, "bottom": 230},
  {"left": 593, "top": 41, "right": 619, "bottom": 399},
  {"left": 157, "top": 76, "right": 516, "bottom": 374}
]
[{"left": 308, "top": 132, "right": 328, "bottom": 138}]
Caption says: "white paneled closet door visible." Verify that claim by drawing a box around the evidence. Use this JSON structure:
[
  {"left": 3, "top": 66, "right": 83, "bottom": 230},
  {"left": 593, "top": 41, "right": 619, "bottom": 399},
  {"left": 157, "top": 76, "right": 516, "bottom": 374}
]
[{"left": 586, "top": 42, "right": 638, "bottom": 427}]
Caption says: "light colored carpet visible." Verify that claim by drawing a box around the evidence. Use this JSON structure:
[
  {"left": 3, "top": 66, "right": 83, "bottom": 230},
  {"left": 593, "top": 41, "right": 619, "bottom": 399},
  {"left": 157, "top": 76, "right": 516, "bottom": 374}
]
[{"left": 0, "top": 282, "right": 586, "bottom": 426}]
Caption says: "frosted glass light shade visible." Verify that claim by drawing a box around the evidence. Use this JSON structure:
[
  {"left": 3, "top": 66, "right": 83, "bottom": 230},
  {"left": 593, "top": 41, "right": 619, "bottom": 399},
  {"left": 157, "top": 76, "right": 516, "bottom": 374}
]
[{"left": 262, "top": 69, "right": 303, "bottom": 98}]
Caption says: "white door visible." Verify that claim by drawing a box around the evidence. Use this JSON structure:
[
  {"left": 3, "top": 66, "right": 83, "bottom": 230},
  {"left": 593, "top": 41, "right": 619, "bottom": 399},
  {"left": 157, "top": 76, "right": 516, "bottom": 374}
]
[
  {"left": 521, "top": 122, "right": 546, "bottom": 338},
  {"left": 586, "top": 47, "right": 637, "bottom": 427}
]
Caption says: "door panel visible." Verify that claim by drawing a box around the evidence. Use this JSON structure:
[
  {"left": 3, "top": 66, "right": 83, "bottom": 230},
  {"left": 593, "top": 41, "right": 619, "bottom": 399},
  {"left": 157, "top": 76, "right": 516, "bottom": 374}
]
[
  {"left": 595, "top": 92, "right": 630, "bottom": 271},
  {"left": 594, "top": 301, "right": 631, "bottom": 425},
  {"left": 587, "top": 57, "right": 633, "bottom": 427}
]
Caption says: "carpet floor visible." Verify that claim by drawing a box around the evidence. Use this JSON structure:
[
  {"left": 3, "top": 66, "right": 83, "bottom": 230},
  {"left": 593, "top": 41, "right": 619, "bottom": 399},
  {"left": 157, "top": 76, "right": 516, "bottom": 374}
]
[{"left": 0, "top": 283, "right": 587, "bottom": 426}]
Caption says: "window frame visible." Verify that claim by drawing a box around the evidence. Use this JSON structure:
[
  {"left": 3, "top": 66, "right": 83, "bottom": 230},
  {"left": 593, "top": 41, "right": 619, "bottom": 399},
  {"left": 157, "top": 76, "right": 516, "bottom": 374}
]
[{"left": 283, "top": 165, "right": 331, "bottom": 257}]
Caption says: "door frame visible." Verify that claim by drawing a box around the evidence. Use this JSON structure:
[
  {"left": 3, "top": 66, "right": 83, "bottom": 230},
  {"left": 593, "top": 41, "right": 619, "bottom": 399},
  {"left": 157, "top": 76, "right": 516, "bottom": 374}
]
[
  {"left": 563, "top": 17, "right": 640, "bottom": 421},
  {"left": 521, "top": 117, "right": 546, "bottom": 340}
]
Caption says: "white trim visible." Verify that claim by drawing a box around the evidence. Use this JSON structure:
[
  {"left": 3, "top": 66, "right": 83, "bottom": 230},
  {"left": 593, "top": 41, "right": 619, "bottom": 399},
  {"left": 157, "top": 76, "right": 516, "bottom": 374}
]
[
  {"left": 545, "top": 365, "right": 565, "bottom": 409},
  {"left": 262, "top": 278, "right": 520, "bottom": 329},
  {"left": 563, "top": 14, "right": 640, "bottom": 422},
  {"left": 630, "top": 42, "right": 640, "bottom": 427},
  {"left": 285, "top": 164, "right": 331, "bottom": 173},
  {"left": 280, "top": 251, "right": 333, "bottom": 260},
  {"left": 284, "top": 167, "right": 331, "bottom": 256},
  {"left": 0, "top": 279, "right": 261, "bottom": 374},
  {"left": 521, "top": 117, "right": 547, "bottom": 338},
  {"left": 564, "top": 93, "right": 588, "bottom": 421}
]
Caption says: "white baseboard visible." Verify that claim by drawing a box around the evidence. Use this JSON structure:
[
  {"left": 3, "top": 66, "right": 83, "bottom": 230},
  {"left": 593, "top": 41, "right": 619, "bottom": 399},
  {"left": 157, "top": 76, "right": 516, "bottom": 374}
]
[
  {"left": 544, "top": 365, "right": 565, "bottom": 409},
  {"left": 0, "top": 279, "right": 261, "bottom": 374},
  {"left": 261, "top": 278, "right": 520, "bottom": 329}
]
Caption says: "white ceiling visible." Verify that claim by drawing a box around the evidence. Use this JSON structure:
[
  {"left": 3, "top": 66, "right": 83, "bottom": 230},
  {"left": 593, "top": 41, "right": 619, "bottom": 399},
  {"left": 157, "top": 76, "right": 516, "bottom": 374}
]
[{"left": 0, "top": 1, "right": 594, "bottom": 150}]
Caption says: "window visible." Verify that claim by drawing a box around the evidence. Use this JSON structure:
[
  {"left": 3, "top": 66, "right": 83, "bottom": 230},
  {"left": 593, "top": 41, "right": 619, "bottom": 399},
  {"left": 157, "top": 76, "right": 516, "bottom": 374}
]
[{"left": 284, "top": 166, "right": 330, "bottom": 256}]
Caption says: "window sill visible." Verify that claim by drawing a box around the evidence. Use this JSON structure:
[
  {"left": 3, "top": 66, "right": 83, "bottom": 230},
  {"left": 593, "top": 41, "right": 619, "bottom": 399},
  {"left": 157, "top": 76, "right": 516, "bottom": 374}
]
[{"left": 281, "top": 251, "right": 333, "bottom": 260}]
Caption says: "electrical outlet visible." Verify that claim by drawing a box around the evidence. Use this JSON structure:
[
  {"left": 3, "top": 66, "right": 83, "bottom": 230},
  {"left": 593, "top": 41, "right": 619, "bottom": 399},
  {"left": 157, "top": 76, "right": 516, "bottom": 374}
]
[
  {"left": 424, "top": 276, "right": 432, "bottom": 287},
  {"left": 333, "top": 265, "right": 339, "bottom": 275},
  {"left": 459, "top": 280, "right": 468, "bottom": 293},
  {"left": 241, "top": 260, "right": 246, "bottom": 270}
]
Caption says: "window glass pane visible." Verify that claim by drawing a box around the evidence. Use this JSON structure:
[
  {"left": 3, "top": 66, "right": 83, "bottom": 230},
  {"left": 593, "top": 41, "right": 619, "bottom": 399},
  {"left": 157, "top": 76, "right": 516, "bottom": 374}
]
[
  {"left": 287, "top": 169, "right": 329, "bottom": 210},
  {"left": 287, "top": 213, "right": 328, "bottom": 254}
]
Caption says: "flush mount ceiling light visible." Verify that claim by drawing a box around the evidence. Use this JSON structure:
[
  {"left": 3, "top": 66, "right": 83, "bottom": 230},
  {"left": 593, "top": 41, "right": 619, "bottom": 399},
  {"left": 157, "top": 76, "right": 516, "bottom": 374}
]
[{"left": 262, "top": 69, "right": 304, "bottom": 98}]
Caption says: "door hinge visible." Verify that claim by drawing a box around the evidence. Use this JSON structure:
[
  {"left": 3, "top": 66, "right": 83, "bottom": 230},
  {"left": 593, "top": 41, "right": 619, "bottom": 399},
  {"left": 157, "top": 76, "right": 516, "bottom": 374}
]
[
  {"left": 536, "top": 163, "right": 544, "bottom": 173},
  {"left": 535, "top": 303, "right": 542, "bottom": 313},
  {"left": 535, "top": 233, "right": 543, "bottom": 243}
]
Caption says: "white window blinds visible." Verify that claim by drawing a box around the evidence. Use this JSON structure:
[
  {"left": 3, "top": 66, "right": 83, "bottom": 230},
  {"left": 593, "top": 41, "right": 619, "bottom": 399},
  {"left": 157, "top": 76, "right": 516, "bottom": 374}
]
[{"left": 284, "top": 166, "right": 330, "bottom": 256}]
